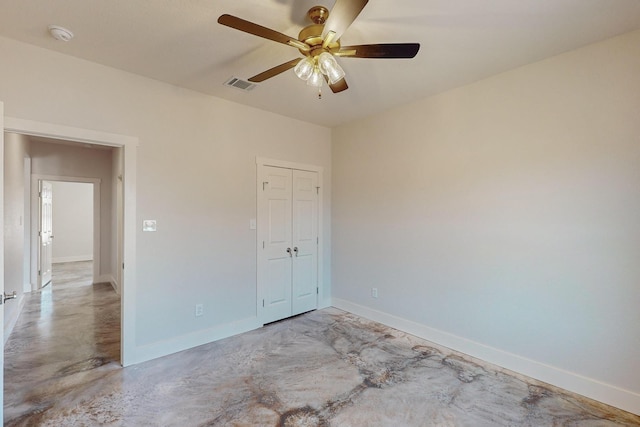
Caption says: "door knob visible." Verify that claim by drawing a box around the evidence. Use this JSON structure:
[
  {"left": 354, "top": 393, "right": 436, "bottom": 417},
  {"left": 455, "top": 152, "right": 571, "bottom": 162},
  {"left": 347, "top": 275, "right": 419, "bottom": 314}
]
[
  {"left": 2, "top": 291, "right": 17, "bottom": 304},
  {"left": 293, "top": 247, "right": 299, "bottom": 257},
  {"left": 286, "top": 247, "right": 292, "bottom": 257}
]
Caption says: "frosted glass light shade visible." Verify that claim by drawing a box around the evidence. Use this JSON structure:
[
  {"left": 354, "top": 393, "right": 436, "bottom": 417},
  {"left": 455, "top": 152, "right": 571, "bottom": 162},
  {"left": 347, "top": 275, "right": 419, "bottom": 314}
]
[
  {"left": 317, "top": 52, "right": 345, "bottom": 84},
  {"left": 317, "top": 52, "right": 336, "bottom": 73},
  {"left": 307, "top": 67, "right": 324, "bottom": 87},
  {"left": 326, "top": 63, "right": 345, "bottom": 84},
  {"left": 294, "top": 57, "right": 315, "bottom": 81}
]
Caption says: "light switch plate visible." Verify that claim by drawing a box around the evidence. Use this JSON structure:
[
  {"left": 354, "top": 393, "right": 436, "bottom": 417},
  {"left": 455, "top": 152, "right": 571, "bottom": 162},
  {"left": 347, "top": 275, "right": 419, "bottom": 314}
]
[
  {"left": 250, "top": 219, "right": 257, "bottom": 230},
  {"left": 143, "top": 220, "right": 157, "bottom": 232}
]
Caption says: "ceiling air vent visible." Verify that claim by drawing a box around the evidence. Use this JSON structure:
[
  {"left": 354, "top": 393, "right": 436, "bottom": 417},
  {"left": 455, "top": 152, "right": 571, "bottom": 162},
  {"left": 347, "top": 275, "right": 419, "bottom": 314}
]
[{"left": 224, "top": 77, "right": 256, "bottom": 91}]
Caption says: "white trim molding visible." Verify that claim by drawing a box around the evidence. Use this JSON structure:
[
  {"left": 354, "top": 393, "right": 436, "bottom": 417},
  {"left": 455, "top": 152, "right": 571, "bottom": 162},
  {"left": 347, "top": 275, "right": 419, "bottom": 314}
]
[
  {"left": 53, "top": 256, "right": 93, "bottom": 264},
  {"left": 96, "top": 274, "right": 118, "bottom": 295},
  {"left": 332, "top": 298, "right": 640, "bottom": 416},
  {"left": 31, "top": 175, "right": 101, "bottom": 291},
  {"left": 129, "top": 316, "right": 261, "bottom": 366},
  {"left": 256, "top": 157, "right": 323, "bottom": 173},
  {"left": 4, "top": 118, "right": 138, "bottom": 147}
]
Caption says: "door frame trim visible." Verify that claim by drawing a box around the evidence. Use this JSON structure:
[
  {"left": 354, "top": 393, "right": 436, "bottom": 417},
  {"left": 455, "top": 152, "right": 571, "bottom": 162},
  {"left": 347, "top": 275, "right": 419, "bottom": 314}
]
[
  {"left": 30, "top": 176, "right": 101, "bottom": 290},
  {"left": 3, "top": 117, "right": 138, "bottom": 366},
  {"left": 255, "top": 157, "right": 324, "bottom": 324}
]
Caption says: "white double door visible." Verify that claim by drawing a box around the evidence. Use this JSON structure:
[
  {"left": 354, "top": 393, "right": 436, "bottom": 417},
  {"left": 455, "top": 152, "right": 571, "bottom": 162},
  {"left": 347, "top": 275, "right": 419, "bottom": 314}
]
[{"left": 258, "top": 165, "right": 318, "bottom": 324}]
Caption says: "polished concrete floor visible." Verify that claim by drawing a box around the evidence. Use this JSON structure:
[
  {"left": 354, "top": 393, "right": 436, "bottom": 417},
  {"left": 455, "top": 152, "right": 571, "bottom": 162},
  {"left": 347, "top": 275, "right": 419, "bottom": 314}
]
[
  {"left": 4, "top": 261, "right": 120, "bottom": 426},
  {"left": 50, "top": 260, "right": 95, "bottom": 289},
  {"left": 4, "top": 263, "right": 640, "bottom": 426}
]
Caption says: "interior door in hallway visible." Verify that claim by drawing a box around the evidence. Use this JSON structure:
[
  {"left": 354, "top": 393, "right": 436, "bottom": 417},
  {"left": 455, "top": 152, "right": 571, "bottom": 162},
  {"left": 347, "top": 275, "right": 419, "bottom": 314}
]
[
  {"left": 39, "top": 180, "right": 53, "bottom": 287},
  {"left": 258, "top": 165, "right": 318, "bottom": 324}
]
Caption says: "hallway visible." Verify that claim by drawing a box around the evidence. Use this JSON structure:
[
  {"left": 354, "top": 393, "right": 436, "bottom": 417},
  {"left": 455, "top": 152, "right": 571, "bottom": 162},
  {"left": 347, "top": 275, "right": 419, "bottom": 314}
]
[{"left": 4, "top": 262, "right": 120, "bottom": 425}]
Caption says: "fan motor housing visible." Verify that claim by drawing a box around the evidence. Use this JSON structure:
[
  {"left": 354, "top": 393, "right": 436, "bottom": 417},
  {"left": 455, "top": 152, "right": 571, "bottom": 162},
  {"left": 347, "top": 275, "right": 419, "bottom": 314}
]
[
  {"left": 298, "top": 24, "right": 340, "bottom": 56},
  {"left": 298, "top": 5, "right": 340, "bottom": 56}
]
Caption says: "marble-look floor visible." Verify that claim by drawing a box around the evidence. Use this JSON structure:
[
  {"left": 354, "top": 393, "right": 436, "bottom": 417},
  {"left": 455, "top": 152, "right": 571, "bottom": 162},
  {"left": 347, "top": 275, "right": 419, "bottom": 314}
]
[
  {"left": 5, "top": 272, "right": 640, "bottom": 426},
  {"left": 51, "top": 260, "right": 95, "bottom": 290}
]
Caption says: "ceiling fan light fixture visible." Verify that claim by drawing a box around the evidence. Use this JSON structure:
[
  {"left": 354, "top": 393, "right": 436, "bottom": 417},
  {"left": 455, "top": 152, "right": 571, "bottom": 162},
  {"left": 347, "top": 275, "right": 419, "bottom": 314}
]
[
  {"left": 327, "top": 65, "right": 345, "bottom": 85},
  {"left": 307, "top": 67, "right": 324, "bottom": 87},
  {"left": 317, "top": 52, "right": 345, "bottom": 84},
  {"left": 317, "top": 52, "right": 335, "bottom": 73},
  {"left": 219, "top": 1, "right": 420, "bottom": 97},
  {"left": 294, "top": 56, "right": 315, "bottom": 81}
]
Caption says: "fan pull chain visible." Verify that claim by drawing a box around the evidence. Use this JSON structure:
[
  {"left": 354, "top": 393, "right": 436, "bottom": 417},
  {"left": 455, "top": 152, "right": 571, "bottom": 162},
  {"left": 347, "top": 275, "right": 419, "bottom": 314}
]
[{"left": 318, "top": 87, "right": 322, "bottom": 99}]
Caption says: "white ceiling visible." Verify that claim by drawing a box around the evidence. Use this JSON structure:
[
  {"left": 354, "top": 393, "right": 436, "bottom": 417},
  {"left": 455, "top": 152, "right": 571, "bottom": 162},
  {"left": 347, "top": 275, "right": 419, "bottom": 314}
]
[{"left": 1, "top": 0, "right": 639, "bottom": 127}]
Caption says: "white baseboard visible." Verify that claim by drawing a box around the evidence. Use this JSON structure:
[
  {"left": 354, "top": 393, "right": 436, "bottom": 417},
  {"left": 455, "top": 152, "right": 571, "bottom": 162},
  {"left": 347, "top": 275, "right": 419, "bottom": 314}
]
[
  {"left": 96, "top": 274, "right": 118, "bottom": 294},
  {"left": 4, "top": 293, "right": 27, "bottom": 345},
  {"left": 129, "top": 300, "right": 329, "bottom": 366},
  {"left": 318, "top": 298, "right": 331, "bottom": 310},
  {"left": 53, "top": 255, "right": 93, "bottom": 264},
  {"left": 332, "top": 298, "right": 640, "bottom": 416},
  {"left": 96, "top": 274, "right": 114, "bottom": 284},
  {"left": 127, "top": 316, "right": 262, "bottom": 366}
]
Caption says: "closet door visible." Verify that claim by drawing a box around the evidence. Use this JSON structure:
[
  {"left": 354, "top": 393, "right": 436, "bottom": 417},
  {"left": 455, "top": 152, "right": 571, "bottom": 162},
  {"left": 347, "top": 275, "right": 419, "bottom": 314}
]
[
  {"left": 291, "top": 170, "right": 318, "bottom": 316},
  {"left": 258, "top": 165, "right": 318, "bottom": 324},
  {"left": 260, "top": 166, "right": 293, "bottom": 324}
]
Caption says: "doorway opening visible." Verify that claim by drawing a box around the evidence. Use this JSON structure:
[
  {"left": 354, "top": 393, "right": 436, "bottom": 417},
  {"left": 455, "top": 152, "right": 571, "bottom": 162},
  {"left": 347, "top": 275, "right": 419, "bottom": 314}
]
[
  {"left": 46, "top": 180, "right": 97, "bottom": 291},
  {"left": 3, "top": 117, "right": 137, "bottom": 367},
  {"left": 32, "top": 177, "right": 101, "bottom": 292}
]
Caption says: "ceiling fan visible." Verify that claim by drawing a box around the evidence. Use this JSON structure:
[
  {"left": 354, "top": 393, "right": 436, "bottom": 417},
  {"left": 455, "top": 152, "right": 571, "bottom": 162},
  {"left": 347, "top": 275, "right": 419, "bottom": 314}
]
[{"left": 218, "top": 0, "right": 420, "bottom": 97}]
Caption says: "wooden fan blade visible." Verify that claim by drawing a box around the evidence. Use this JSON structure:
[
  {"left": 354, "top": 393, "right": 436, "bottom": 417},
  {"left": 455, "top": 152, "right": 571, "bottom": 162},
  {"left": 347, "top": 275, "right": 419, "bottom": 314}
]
[
  {"left": 321, "top": 0, "right": 369, "bottom": 43},
  {"left": 248, "top": 58, "right": 302, "bottom": 83},
  {"left": 218, "top": 14, "right": 309, "bottom": 51},
  {"left": 329, "top": 78, "right": 349, "bottom": 93},
  {"left": 335, "top": 43, "right": 420, "bottom": 59}
]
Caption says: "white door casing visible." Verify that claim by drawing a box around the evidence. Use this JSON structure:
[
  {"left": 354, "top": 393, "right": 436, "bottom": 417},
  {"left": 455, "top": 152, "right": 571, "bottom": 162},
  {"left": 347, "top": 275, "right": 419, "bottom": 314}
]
[
  {"left": 257, "top": 160, "right": 321, "bottom": 324},
  {"left": 31, "top": 176, "right": 101, "bottom": 290},
  {"left": 1, "top": 100, "right": 5, "bottom": 420},
  {"left": 39, "top": 181, "right": 54, "bottom": 287}
]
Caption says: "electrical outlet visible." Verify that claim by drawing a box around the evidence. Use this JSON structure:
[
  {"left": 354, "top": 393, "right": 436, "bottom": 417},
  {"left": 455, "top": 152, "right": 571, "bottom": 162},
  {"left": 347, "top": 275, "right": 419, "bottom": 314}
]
[
  {"left": 195, "top": 304, "right": 204, "bottom": 317},
  {"left": 371, "top": 288, "right": 378, "bottom": 298}
]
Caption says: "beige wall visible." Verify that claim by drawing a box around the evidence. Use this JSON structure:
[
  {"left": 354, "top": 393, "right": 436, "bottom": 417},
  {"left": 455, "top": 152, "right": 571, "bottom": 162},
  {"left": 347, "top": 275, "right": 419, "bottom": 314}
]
[
  {"left": 0, "top": 36, "right": 332, "bottom": 356},
  {"left": 30, "top": 140, "right": 113, "bottom": 278},
  {"left": 332, "top": 29, "right": 640, "bottom": 412},
  {"left": 51, "top": 181, "right": 93, "bottom": 263}
]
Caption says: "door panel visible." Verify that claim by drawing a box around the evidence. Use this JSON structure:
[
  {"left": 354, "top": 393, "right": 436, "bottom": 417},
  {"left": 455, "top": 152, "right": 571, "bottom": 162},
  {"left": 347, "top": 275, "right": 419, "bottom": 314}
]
[
  {"left": 265, "top": 257, "right": 292, "bottom": 323},
  {"left": 39, "top": 180, "right": 53, "bottom": 287},
  {"left": 293, "top": 253, "right": 315, "bottom": 299},
  {"left": 259, "top": 166, "right": 293, "bottom": 324},
  {"left": 295, "top": 200, "right": 314, "bottom": 240},
  {"left": 268, "top": 199, "right": 289, "bottom": 244},
  {"left": 292, "top": 170, "right": 318, "bottom": 315},
  {"left": 267, "top": 258, "right": 291, "bottom": 304}
]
